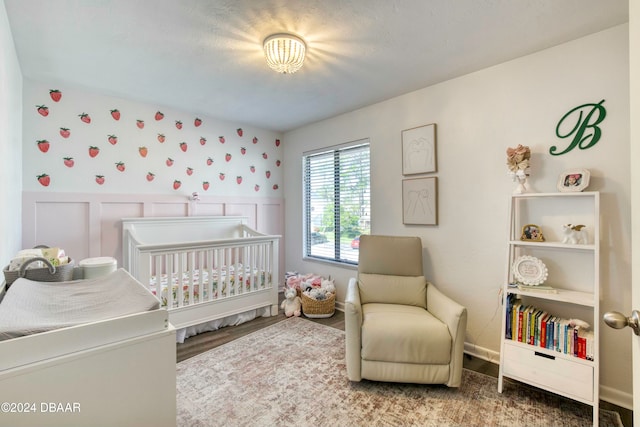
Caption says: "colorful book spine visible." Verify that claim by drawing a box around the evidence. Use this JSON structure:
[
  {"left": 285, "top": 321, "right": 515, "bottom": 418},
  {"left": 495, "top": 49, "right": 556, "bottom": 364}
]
[
  {"left": 512, "top": 302, "right": 520, "bottom": 341},
  {"left": 540, "top": 313, "right": 549, "bottom": 348},
  {"left": 517, "top": 307, "right": 525, "bottom": 343}
]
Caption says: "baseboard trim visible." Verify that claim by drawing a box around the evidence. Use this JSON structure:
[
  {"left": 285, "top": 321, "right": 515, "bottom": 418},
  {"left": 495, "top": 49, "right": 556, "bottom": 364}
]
[
  {"left": 464, "top": 342, "right": 500, "bottom": 365},
  {"left": 599, "top": 384, "right": 633, "bottom": 410}
]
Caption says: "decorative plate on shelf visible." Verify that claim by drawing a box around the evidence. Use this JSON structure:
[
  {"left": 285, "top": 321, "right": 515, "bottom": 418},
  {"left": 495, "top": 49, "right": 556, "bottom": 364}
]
[{"left": 512, "top": 255, "right": 548, "bottom": 286}]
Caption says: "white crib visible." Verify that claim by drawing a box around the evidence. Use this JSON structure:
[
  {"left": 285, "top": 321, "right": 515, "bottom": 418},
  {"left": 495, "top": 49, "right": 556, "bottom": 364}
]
[{"left": 122, "top": 216, "right": 280, "bottom": 339}]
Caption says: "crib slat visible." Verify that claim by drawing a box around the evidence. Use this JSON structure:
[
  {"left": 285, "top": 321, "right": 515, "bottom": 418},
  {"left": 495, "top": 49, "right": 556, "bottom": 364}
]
[
  {"left": 173, "top": 253, "right": 179, "bottom": 307},
  {"left": 187, "top": 251, "right": 195, "bottom": 306},
  {"left": 252, "top": 244, "right": 258, "bottom": 291},
  {"left": 233, "top": 246, "right": 244, "bottom": 295},
  {"left": 214, "top": 247, "right": 219, "bottom": 298},
  {"left": 229, "top": 246, "right": 232, "bottom": 295},
  {"left": 166, "top": 254, "right": 174, "bottom": 308},
  {"left": 266, "top": 242, "right": 271, "bottom": 287},
  {"left": 262, "top": 243, "right": 267, "bottom": 289},
  {"left": 197, "top": 250, "right": 204, "bottom": 303},
  {"left": 206, "top": 249, "right": 213, "bottom": 301},
  {"left": 182, "top": 252, "right": 188, "bottom": 307},
  {"left": 153, "top": 256, "right": 162, "bottom": 306},
  {"left": 218, "top": 248, "right": 225, "bottom": 298},
  {"left": 229, "top": 246, "right": 233, "bottom": 297},
  {"left": 258, "top": 243, "right": 265, "bottom": 289},
  {"left": 254, "top": 243, "right": 260, "bottom": 290},
  {"left": 239, "top": 245, "right": 243, "bottom": 294},
  {"left": 175, "top": 253, "right": 181, "bottom": 307},
  {"left": 253, "top": 244, "right": 259, "bottom": 291},
  {"left": 250, "top": 244, "right": 256, "bottom": 292},
  {"left": 244, "top": 244, "right": 250, "bottom": 292}
]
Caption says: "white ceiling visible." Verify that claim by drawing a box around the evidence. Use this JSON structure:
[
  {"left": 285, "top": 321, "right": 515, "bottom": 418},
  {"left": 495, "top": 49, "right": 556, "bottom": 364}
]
[{"left": 4, "top": 0, "right": 629, "bottom": 133}]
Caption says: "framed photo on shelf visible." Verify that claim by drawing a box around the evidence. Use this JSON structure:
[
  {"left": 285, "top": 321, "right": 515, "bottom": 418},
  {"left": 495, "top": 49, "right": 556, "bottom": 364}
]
[
  {"left": 512, "top": 255, "right": 548, "bottom": 286},
  {"left": 557, "top": 168, "right": 590, "bottom": 192},
  {"left": 402, "top": 123, "right": 437, "bottom": 175},
  {"left": 402, "top": 176, "right": 438, "bottom": 225},
  {"left": 520, "top": 224, "right": 545, "bottom": 242}
]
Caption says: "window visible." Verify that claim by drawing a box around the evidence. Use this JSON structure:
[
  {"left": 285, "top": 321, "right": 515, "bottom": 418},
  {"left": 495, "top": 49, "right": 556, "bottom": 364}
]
[{"left": 303, "top": 140, "right": 370, "bottom": 265}]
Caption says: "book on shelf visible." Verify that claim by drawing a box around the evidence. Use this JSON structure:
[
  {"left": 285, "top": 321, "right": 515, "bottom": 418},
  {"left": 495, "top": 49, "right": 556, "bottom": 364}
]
[
  {"left": 584, "top": 330, "right": 595, "bottom": 361},
  {"left": 517, "top": 284, "right": 558, "bottom": 293},
  {"left": 540, "top": 312, "right": 549, "bottom": 348},
  {"left": 577, "top": 334, "right": 586, "bottom": 359},
  {"left": 504, "top": 298, "right": 595, "bottom": 361},
  {"left": 511, "top": 301, "right": 521, "bottom": 341},
  {"left": 532, "top": 308, "right": 540, "bottom": 345},
  {"left": 505, "top": 294, "right": 514, "bottom": 339},
  {"left": 523, "top": 306, "right": 533, "bottom": 344},
  {"left": 517, "top": 305, "right": 527, "bottom": 343}
]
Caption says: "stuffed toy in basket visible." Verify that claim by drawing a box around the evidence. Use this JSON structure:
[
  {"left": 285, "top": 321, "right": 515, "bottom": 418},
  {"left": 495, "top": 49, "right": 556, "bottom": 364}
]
[{"left": 301, "top": 278, "right": 336, "bottom": 318}]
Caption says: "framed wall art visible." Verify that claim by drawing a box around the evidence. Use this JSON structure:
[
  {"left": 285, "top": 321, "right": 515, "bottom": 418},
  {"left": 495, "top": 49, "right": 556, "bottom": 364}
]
[
  {"left": 402, "top": 123, "right": 437, "bottom": 175},
  {"left": 402, "top": 176, "right": 438, "bottom": 225}
]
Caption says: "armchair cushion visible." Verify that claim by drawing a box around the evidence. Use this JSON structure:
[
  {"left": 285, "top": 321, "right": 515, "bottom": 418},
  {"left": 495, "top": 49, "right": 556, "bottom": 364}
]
[
  {"left": 361, "top": 303, "right": 451, "bottom": 364},
  {"left": 358, "top": 273, "right": 426, "bottom": 308}
]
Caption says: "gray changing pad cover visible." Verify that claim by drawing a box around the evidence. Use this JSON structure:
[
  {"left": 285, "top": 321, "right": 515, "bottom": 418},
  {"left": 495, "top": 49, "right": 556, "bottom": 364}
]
[{"left": 0, "top": 268, "right": 160, "bottom": 340}]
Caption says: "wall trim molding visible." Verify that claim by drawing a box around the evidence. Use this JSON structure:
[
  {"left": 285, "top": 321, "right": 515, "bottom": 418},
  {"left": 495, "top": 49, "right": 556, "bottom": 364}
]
[{"left": 22, "top": 191, "right": 284, "bottom": 270}]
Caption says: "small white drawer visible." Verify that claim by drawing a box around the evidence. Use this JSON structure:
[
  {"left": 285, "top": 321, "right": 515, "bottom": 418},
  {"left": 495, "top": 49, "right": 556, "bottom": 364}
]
[{"left": 502, "top": 342, "right": 594, "bottom": 402}]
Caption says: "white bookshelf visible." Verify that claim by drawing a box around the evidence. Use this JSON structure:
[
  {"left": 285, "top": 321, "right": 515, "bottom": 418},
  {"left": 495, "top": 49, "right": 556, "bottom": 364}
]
[{"left": 498, "top": 191, "right": 600, "bottom": 427}]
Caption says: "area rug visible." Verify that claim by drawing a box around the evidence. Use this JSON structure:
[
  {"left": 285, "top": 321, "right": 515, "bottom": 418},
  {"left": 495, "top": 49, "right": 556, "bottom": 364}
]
[{"left": 176, "top": 317, "right": 622, "bottom": 427}]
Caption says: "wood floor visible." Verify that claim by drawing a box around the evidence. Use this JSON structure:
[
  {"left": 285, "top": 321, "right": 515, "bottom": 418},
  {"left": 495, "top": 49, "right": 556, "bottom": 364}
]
[{"left": 176, "top": 298, "right": 632, "bottom": 427}]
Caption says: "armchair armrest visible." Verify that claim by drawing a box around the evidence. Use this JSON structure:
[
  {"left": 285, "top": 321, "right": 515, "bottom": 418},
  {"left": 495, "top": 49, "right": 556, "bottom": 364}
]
[
  {"left": 426, "top": 282, "right": 467, "bottom": 387},
  {"left": 344, "top": 277, "right": 363, "bottom": 381},
  {"left": 426, "top": 282, "right": 466, "bottom": 338}
]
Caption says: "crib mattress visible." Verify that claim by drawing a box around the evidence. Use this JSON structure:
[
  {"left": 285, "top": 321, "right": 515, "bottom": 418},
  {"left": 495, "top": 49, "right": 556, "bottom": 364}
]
[{"left": 0, "top": 268, "right": 160, "bottom": 341}]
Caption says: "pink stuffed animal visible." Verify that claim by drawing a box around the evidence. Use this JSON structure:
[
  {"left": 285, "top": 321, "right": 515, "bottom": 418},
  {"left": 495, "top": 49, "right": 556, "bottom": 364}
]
[{"left": 286, "top": 275, "right": 303, "bottom": 291}]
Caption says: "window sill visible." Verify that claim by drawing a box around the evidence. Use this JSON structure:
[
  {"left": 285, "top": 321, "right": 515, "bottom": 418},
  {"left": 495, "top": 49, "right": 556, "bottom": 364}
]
[{"left": 302, "top": 256, "right": 358, "bottom": 270}]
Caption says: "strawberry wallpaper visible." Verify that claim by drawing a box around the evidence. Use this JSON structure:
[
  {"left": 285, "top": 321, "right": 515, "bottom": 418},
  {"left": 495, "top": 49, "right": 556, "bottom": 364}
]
[{"left": 24, "top": 81, "right": 283, "bottom": 196}]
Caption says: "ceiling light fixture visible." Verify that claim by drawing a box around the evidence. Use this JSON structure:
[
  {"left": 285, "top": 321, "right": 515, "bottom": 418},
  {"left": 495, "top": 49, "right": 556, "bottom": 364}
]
[{"left": 263, "top": 33, "right": 306, "bottom": 74}]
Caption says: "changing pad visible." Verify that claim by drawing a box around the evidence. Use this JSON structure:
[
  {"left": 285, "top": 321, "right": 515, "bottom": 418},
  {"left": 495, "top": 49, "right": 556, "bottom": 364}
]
[{"left": 0, "top": 268, "right": 160, "bottom": 340}]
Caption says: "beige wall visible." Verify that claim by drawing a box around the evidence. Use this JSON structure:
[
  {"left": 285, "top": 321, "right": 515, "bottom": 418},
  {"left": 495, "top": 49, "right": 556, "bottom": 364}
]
[
  {"left": 283, "top": 25, "right": 632, "bottom": 406},
  {"left": 0, "top": 0, "right": 22, "bottom": 263}
]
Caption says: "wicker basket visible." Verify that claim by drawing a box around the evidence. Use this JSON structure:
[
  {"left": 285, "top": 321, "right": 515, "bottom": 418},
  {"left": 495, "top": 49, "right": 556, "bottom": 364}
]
[
  {"left": 301, "top": 291, "right": 335, "bottom": 318},
  {"left": 3, "top": 256, "right": 75, "bottom": 287}
]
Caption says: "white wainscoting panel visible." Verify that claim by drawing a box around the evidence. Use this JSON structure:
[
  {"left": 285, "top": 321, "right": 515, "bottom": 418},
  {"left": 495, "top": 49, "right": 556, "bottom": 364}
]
[{"left": 22, "top": 192, "right": 285, "bottom": 283}]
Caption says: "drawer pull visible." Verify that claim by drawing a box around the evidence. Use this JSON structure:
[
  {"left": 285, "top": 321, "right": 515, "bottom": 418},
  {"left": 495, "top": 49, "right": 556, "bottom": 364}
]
[{"left": 535, "top": 351, "right": 555, "bottom": 360}]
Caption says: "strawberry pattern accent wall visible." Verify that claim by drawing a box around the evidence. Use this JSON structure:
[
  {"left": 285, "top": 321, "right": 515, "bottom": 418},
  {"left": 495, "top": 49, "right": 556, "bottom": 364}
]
[{"left": 24, "top": 81, "right": 283, "bottom": 196}]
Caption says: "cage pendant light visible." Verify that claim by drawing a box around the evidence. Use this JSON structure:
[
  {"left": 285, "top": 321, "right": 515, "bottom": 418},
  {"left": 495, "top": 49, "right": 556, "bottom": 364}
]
[{"left": 263, "top": 33, "right": 306, "bottom": 74}]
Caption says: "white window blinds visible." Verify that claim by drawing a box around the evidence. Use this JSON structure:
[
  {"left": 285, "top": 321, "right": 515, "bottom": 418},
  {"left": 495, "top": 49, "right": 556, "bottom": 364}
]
[{"left": 303, "top": 140, "right": 370, "bottom": 264}]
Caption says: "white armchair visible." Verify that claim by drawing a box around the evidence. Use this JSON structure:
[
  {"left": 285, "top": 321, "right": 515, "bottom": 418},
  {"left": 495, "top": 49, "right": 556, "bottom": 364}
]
[{"left": 344, "top": 235, "right": 467, "bottom": 387}]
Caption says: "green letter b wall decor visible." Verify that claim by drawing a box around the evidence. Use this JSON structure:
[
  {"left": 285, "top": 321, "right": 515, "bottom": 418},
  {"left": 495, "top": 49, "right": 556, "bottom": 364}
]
[{"left": 550, "top": 99, "right": 606, "bottom": 156}]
